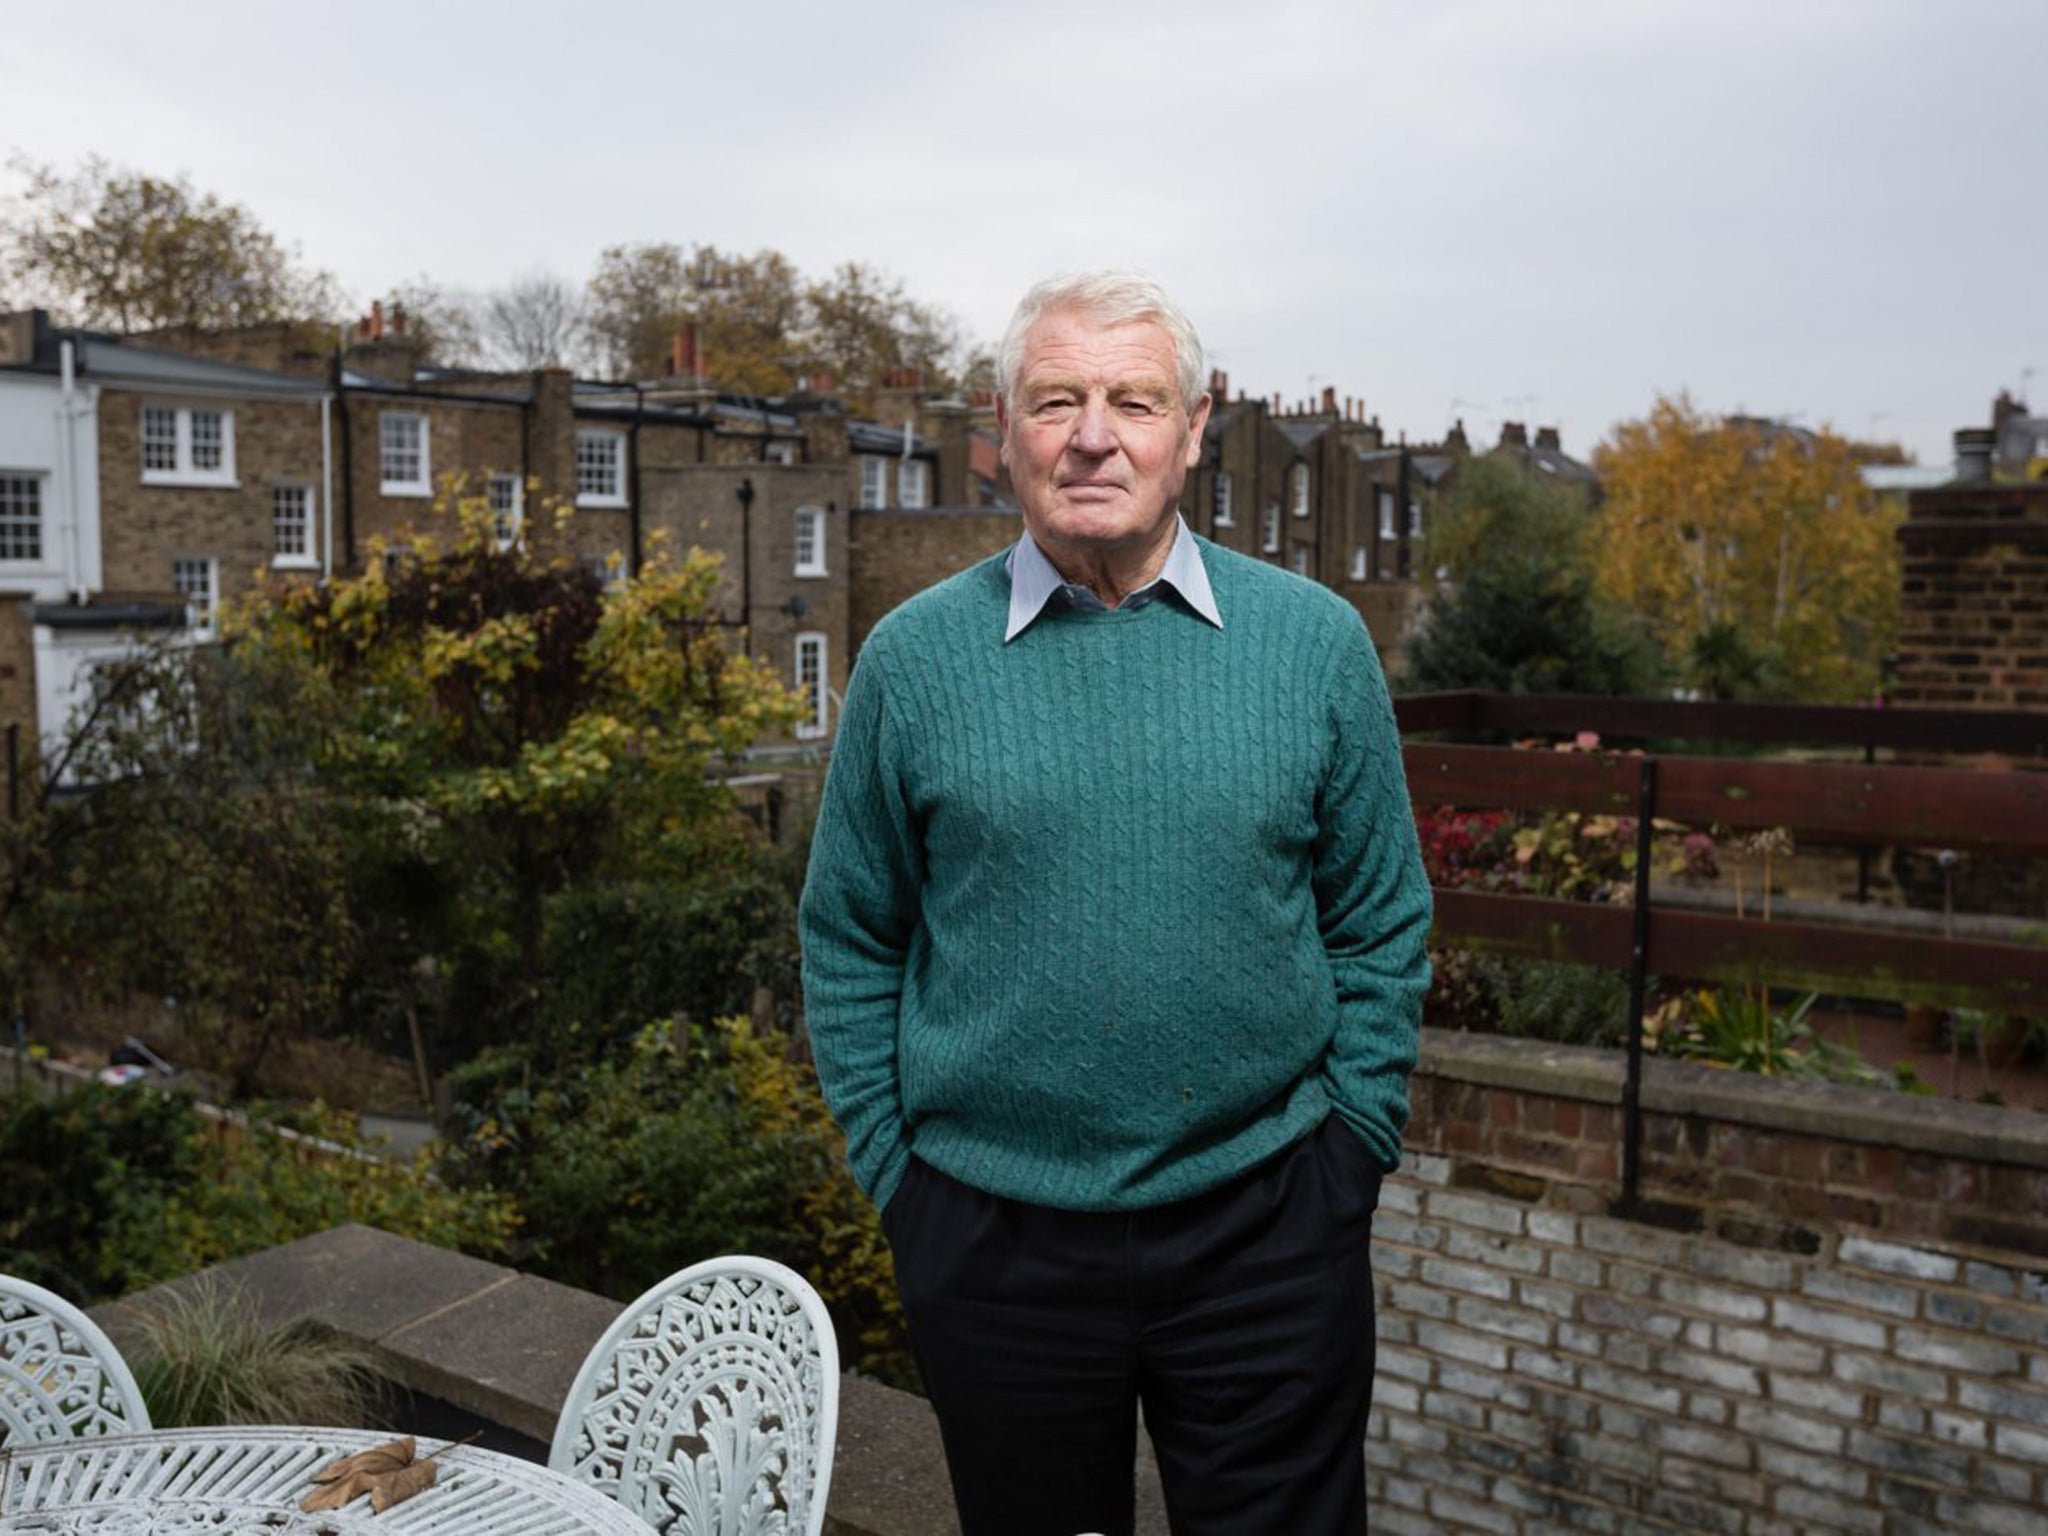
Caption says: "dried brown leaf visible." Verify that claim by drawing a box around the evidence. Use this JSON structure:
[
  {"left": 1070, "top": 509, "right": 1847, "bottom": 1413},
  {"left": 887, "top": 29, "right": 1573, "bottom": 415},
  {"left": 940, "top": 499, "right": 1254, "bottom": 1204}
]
[
  {"left": 301, "top": 1470, "right": 380, "bottom": 1512},
  {"left": 370, "top": 1457, "right": 439, "bottom": 1513},
  {"left": 312, "top": 1435, "right": 416, "bottom": 1484}
]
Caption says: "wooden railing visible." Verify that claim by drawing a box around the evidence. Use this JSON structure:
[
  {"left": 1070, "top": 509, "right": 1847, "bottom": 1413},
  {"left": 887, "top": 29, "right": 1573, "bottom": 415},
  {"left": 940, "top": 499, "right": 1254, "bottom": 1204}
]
[{"left": 1393, "top": 690, "right": 2048, "bottom": 1215}]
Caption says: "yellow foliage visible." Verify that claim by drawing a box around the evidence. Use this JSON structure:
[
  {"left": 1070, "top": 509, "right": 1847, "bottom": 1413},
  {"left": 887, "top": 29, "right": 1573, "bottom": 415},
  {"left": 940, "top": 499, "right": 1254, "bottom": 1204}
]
[{"left": 1591, "top": 396, "right": 1901, "bottom": 702}]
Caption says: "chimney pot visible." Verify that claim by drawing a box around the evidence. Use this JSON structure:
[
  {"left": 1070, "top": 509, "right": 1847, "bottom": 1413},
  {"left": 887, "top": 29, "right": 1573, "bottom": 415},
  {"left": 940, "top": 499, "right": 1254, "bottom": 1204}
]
[{"left": 1955, "top": 427, "right": 1996, "bottom": 482}]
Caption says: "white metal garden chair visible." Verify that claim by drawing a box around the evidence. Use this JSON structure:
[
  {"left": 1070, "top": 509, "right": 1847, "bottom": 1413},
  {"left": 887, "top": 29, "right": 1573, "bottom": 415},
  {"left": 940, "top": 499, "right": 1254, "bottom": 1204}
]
[
  {"left": 549, "top": 1256, "right": 839, "bottom": 1536},
  {"left": 0, "top": 1273, "right": 152, "bottom": 1446}
]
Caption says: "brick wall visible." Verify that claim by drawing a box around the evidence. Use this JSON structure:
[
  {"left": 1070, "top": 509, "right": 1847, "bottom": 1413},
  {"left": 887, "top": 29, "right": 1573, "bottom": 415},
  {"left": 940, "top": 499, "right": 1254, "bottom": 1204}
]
[
  {"left": 1892, "top": 482, "right": 2048, "bottom": 709},
  {"left": 96, "top": 390, "right": 326, "bottom": 612},
  {"left": 0, "top": 594, "right": 32, "bottom": 761},
  {"left": 847, "top": 506, "right": 1019, "bottom": 652},
  {"left": 1371, "top": 1031, "right": 2048, "bottom": 1532}
]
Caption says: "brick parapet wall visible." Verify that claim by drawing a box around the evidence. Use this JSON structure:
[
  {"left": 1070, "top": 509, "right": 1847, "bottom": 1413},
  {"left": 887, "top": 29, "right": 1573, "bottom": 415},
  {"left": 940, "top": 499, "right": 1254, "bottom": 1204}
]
[
  {"left": 1892, "top": 482, "right": 2048, "bottom": 709},
  {"left": 1375, "top": 1031, "right": 2048, "bottom": 1533}
]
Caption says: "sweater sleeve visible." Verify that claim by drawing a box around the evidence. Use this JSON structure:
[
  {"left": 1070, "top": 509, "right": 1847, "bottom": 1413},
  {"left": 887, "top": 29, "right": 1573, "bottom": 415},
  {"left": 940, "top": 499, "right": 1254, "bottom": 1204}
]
[
  {"left": 1313, "top": 615, "right": 1433, "bottom": 1170},
  {"left": 798, "top": 640, "right": 922, "bottom": 1211}
]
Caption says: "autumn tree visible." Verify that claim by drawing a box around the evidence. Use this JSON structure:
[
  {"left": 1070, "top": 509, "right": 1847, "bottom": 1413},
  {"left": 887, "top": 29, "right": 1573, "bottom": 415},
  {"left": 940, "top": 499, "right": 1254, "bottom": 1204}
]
[
  {"left": 584, "top": 244, "right": 967, "bottom": 405},
  {"left": 3, "top": 155, "right": 342, "bottom": 331},
  {"left": 1590, "top": 397, "right": 1902, "bottom": 703},
  {"left": 803, "top": 260, "right": 962, "bottom": 406},
  {"left": 586, "top": 242, "right": 807, "bottom": 391}
]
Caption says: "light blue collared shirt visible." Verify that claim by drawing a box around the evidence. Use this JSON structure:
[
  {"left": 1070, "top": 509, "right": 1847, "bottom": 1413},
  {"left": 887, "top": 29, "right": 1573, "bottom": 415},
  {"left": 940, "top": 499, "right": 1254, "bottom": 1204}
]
[{"left": 1003, "top": 515, "right": 1223, "bottom": 643}]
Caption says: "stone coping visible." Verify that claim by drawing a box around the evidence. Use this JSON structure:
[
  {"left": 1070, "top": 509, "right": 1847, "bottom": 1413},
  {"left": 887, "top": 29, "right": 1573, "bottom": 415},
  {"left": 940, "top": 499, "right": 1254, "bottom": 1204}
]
[
  {"left": 92, "top": 1224, "right": 1172, "bottom": 1536},
  {"left": 1418, "top": 1026, "right": 2048, "bottom": 1169}
]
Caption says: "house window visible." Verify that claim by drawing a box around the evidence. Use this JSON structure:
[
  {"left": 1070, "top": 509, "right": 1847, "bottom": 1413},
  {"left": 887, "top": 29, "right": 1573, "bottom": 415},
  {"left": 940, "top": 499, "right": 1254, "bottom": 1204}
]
[
  {"left": 140, "top": 403, "right": 236, "bottom": 486},
  {"left": 379, "top": 413, "right": 430, "bottom": 496},
  {"left": 1409, "top": 498, "right": 1423, "bottom": 538},
  {"left": 764, "top": 441, "right": 798, "bottom": 467},
  {"left": 488, "top": 474, "right": 523, "bottom": 549},
  {"left": 1377, "top": 489, "right": 1396, "bottom": 540},
  {"left": 794, "top": 505, "right": 827, "bottom": 577},
  {"left": 272, "top": 484, "right": 315, "bottom": 565},
  {"left": 172, "top": 556, "right": 218, "bottom": 638},
  {"left": 899, "top": 459, "right": 930, "bottom": 509},
  {"left": 858, "top": 455, "right": 887, "bottom": 509},
  {"left": 1290, "top": 544, "right": 1311, "bottom": 577},
  {"left": 1213, "top": 471, "right": 1234, "bottom": 528},
  {"left": 1350, "top": 544, "right": 1369, "bottom": 581},
  {"left": 576, "top": 430, "right": 627, "bottom": 506},
  {"left": 1291, "top": 463, "right": 1311, "bottom": 518},
  {"left": 794, "top": 632, "right": 828, "bottom": 740},
  {"left": 1261, "top": 500, "right": 1281, "bottom": 554},
  {"left": 0, "top": 474, "right": 43, "bottom": 561}
]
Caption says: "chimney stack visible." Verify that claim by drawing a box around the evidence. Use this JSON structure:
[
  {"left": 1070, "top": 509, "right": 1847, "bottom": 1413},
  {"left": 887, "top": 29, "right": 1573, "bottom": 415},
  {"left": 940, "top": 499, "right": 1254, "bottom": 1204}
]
[
  {"left": 1993, "top": 391, "right": 2026, "bottom": 433},
  {"left": 1499, "top": 421, "right": 1528, "bottom": 448},
  {"left": 364, "top": 299, "right": 385, "bottom": 341},
  {"left": 1321, "top": 385, "right": 1337, "bottom": 416},
  {"left": 390, "top": 302, "right": 407, "bottom": 336},
  {"left": 1535, "top": 426, "right": 1561, "bottom": 451}
]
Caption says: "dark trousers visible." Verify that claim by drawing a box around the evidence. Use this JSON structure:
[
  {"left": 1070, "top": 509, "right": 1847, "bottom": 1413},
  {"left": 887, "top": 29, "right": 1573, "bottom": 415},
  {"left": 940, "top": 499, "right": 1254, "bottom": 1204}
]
[{"left": 883, "top": 1117, "right": 1382, "bottom": 1536}]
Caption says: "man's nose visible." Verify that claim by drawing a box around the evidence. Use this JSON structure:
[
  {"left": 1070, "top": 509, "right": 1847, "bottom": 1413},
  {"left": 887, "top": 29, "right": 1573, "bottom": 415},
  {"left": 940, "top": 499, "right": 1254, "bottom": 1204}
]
[{"left": 1072, "top": 395, "right": 1117, "bottom": 455}]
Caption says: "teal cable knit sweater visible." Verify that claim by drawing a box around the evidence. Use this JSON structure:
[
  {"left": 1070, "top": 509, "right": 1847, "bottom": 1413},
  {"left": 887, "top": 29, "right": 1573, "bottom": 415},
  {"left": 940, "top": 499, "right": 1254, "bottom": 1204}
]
[{"left": 798, "top": 537, "right": 1431, "bottom": 1214}]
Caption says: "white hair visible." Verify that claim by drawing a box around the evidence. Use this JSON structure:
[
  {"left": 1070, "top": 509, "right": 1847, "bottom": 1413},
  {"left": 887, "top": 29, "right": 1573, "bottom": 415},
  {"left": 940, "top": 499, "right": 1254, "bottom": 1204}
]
[{"left": 997, "top": 270, "right": 1207, "bottom": 416}]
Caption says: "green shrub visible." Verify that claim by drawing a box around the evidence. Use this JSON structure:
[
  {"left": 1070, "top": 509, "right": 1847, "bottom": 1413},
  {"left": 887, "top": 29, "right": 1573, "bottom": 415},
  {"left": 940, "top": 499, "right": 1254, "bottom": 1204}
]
[
  {"left": 128, "top": 1276, "right": 392, "bottom": 1428},
  {"left": 535, "top": 872, "right": 796, "bottom": 1057},
  {"left": 1468, "top": 955, "right": 1632, "bottom": 1048},
  {"left": 0, "top": 1085, "right": 515, "bottom": 1304},
  {"left": 443, "top": 1021, "right": 910, "bottom": 1386}
]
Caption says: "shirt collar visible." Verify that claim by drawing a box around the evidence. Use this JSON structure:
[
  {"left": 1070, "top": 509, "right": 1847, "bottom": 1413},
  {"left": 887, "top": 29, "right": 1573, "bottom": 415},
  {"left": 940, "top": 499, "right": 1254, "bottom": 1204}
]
[{"left": 1003, "top": 515, "right": 1223, "bottom": 643}]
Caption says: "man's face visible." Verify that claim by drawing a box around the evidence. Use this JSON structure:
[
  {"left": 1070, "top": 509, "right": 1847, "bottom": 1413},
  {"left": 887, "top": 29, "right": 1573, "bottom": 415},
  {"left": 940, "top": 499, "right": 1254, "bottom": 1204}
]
[{"left": 998, "top": 307, "right": 1211, "bottom": 561}]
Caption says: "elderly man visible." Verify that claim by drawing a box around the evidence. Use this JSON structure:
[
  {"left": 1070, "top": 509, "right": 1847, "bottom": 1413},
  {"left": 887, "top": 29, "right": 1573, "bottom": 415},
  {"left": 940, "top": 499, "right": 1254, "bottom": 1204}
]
[{"left": 799, "top": 271, "right": 1431, "bottom": 1534}]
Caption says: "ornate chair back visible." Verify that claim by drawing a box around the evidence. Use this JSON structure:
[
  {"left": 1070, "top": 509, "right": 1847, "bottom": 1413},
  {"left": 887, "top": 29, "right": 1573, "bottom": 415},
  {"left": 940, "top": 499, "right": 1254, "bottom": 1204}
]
[
  {"left": 0, "top": 1274, "right": 152, "bottom": 1447},
  {"left": 549, "top": 1256, "right": 839, "bottom": 1536}
]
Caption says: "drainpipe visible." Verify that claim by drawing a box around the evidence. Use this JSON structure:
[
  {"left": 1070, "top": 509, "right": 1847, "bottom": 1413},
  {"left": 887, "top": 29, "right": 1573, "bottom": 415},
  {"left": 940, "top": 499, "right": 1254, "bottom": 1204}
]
[
  {"left": 319, "top": 395, "right": 335, "bottom": 580},
  {"left": 736, "top": 477, "right": 755, "bottom": 656},
  {"left": 334, "top": 346, "right": 357, "bottom": 569},
  {"left": 58, "top": 338, "right": 86, "bottom": 602},
  {"left": 628, "top": 384, "right": 644, "bottom": 576}
]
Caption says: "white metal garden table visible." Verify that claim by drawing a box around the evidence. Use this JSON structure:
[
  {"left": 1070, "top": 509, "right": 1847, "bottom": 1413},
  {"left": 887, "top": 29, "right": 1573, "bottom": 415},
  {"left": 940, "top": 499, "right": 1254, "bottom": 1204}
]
[{"left": 0, "top": 1425, "right": 651, "bottom": 1535}]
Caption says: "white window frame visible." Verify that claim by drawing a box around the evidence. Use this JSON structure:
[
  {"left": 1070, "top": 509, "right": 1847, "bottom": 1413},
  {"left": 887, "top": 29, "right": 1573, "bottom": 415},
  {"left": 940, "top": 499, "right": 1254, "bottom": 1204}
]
[
  {"left": 379, "top": 412, "right": 431, "bottom": 497},
  {"left": 0, "top": 472, "right": 45, "bottom": 563},
  {"left": 764, "top": 440, "right": 798, "bottom": 467},
  {"left": 858, "top": 455, "right": 888, "bottom": 509},
  {"left": 271, "top": 483, "right": 318, "bottom": 569},
  {"left": 898, "top": 458, "right": 931, "bottom": 509},
  {"left": 1377, "top": 488, "right": 1396, "bottom": 540},
  {"left": 172, "top": 556, "right": 219, "bottom": 639},
  {"left": 140, "top": 402, "right": 237, "bottom": 488},
  {"left": 1213, "top": 471, "right": 1234, "bottom": 528},
  {"left": 1291, "top": 463, "right": 1311, "bottom": 518},
  {"left": 1261, "top": 500, "right": 1281, "bottom": 554},
  {"left": 1408, "top": 498, "right": 1424, "bottom": 538},
  {"left": 1290, "top": 544, "right": 1311, "bottom": 577},
  {"left": 575, "top": 429, "right": 628, "bottom": 508},
  {"left": 794, "top": 505, "right": 827, "bottom": 578},
  {"left": 488, "top": 473, "right": 524, "bottom": 550},
  {"left": 794, "top": 631, "right": 828, "bottom": 740},
  {"left": 1350, "top": 544, "right": 1369, "bottom": 582}
]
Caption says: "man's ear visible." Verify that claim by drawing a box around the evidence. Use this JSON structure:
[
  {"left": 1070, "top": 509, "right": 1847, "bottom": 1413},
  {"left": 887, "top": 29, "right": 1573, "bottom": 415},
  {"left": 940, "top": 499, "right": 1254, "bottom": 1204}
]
[{"left": 1183, "top": 392, "right": 1213, "bottom": 467}]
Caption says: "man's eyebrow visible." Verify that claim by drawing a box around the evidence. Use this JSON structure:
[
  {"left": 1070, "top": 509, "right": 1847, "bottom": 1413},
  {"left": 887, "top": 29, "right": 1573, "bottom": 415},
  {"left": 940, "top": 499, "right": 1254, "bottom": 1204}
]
[{"left": 1109, "top": 382, "right": 1175, "bottom": 404}]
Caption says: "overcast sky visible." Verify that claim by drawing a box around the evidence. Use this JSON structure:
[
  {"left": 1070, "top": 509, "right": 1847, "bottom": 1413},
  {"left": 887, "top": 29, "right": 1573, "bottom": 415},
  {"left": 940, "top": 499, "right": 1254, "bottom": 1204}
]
[{"left": 5, "top": 0, "right": 2042, "bottom": 465}]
